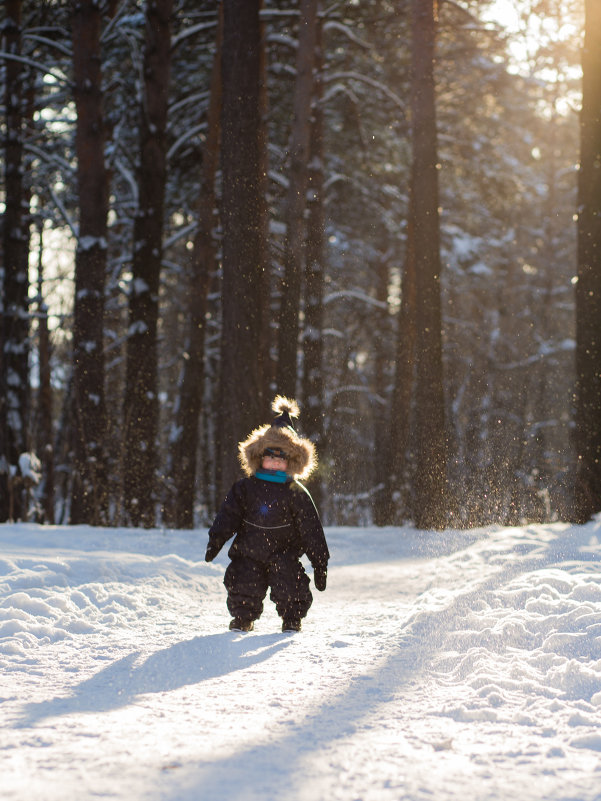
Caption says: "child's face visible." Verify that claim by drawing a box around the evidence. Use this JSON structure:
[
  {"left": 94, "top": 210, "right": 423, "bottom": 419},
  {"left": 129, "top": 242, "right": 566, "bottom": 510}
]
[{"left": 262, "top": 453, "right": 288, "bottom": 471}]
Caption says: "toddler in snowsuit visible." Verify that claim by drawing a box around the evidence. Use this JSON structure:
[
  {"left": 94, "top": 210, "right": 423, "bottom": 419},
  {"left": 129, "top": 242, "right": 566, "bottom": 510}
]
[{"left": 205, "top": 396, "right": 329, "bottom": 632}]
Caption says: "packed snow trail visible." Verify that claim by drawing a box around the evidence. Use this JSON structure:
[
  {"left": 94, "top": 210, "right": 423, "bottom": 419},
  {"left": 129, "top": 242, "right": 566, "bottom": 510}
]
[{"left": 1, "top": 521, "right": 601, "bottom": 801}]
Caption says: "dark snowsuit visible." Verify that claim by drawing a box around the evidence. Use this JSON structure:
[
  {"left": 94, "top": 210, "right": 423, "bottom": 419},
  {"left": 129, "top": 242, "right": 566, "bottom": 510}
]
[{"left": 207, "top": 474, "right": 329, "bottom": 625}]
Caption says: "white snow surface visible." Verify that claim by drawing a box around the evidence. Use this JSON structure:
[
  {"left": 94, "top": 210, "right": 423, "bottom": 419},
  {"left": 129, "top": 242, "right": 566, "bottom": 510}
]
[{"left": 2, "top": 519, "right": 601, "bottom": 801}]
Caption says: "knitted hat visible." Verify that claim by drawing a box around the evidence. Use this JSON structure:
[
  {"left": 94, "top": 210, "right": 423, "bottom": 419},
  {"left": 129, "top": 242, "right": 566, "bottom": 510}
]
[{"left": 238, "top": 396, "right": 317, "bottom": 480}]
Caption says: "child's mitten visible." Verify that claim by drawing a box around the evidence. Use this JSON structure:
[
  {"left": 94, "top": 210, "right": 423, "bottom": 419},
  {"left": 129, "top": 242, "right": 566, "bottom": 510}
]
[
  {"left": 314, "top": 567, "right": 327, "bottom": 592},
  {"left": 205, "top": 542, "right": 220, "bottom": 562}
]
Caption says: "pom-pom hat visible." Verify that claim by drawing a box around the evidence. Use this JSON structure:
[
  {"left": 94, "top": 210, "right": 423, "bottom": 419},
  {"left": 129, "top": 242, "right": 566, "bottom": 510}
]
[
  {"left": 271, "top": 398, "right": 297, "bottom": 432},
  {"left": 238, "top": 396, "right": 317, "bottom": 480}
]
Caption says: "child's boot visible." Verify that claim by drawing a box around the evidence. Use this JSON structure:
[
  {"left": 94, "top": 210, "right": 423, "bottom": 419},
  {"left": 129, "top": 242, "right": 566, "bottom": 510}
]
[{"left": 229, "top": 618, "right": 254, "bottom": 632}]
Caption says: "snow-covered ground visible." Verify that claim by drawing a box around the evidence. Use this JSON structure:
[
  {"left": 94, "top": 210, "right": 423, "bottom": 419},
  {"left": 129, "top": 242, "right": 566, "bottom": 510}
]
[{"left": 2, "top": 519, "right": 601, "bottom": 801}]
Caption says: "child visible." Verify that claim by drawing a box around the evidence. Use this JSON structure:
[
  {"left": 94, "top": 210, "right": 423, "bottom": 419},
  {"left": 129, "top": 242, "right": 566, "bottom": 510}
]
[{"left": 205, "top": 396, "right": 329, "bottom": 632}]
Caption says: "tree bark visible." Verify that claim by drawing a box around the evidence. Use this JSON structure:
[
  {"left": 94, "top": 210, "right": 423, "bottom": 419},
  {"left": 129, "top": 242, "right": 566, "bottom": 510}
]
[
  {"left": 217, "top": 0, "right": 268, "bottom": 501},
  {"left": 410, "top": 0, "right": 448, "bottom": 529},
  {"left": 276, "top": 0, "right": 319, "bottom": 398},
  {"left": 1, "top": 0, "right": 30, "bottom": 521},
  {"left": 371, "top": 247, "right": 394, "bottom": 527},
  {"left": 165, "top": 5, "right": 222, "bottom": 529},
  {"left": 574, "top": 0, "right": 601, "bottom": 522},
  {"left": 36, "top": 224, "right": 55, "bottom": 524},
  {"left": 123, "top": 0, "right": 174, "bottom": 527},
  {"left": 379, "top": 212, "right": 418, "bottom": 526},
  {"left": 257, "top": 12, "right": 272, "bottom": 403},
  {"left": 302, "top": 8, "right": 325, "bottom": 509},
  {"left": 70, "top": 0, "right": 108, "bottom": 525}
]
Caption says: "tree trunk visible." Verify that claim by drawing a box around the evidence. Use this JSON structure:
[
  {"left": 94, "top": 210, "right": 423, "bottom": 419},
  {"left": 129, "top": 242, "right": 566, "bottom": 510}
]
[
  {"left": 381, "top": 213, "right": 417, "bottom": 526},
  {"left": 302, "top": 9, "right": 325, "bottom": 509},
  {"left": 371, "top": 247, "right": 393, "bottom": 527},
  {"left": 257, "top": 13, "right": 272, "bottom": 403},
  {"left": 217, "top": 0, "right": 268, "bottom": 501},
  {"left": 574, "top": 0, "right": 601, "bottom": 522},
  {"left": 276, "top": 0, "right": 319, "bottom": 398},
  {"left": 36, "top": 224, "right": 55, "bottom": 524},
  {"left": 410, "top": 0, "right": 448, "bottom": 530},
  {"left": 123, "top": 0, "right": 173, "bottom": 527},
  {"left": 165, "top": 5, "right": 222, "bottom": 529},
  {"left": 1, "top": 0, "right": 30, "bottom": 521},
  {"left": 70, "top": 0, "right": 109, "bottom": 525}
]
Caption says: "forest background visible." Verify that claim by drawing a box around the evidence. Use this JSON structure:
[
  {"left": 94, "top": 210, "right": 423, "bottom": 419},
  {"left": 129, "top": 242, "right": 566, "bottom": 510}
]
[{"left": 1, "top": 0, "right": 600, "bottom": 532}]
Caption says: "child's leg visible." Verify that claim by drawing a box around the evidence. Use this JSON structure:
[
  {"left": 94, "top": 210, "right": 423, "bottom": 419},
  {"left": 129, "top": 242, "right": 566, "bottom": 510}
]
[
  {"left": 224, "top": 557, "right": 269, "bottom": 624},
  {"left": 267, "top": 553, "right": 313, "bottom": 623}
]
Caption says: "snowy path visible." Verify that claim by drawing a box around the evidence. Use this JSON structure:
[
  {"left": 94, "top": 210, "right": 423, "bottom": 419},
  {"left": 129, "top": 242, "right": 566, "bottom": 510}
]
[{"left": 2, "top": 521, "right": 601, "bottom": 801}]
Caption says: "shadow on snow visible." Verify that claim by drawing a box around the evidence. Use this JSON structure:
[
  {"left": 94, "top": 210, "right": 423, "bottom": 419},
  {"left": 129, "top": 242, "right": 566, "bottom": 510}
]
[{"left": 17, "top": 632, "right": 291, "bottom": 727}]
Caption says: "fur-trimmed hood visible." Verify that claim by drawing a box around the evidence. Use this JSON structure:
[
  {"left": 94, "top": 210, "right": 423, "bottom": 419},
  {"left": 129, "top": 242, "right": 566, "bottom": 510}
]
[{"left": 238, "top": 397, "right": 317, "bottom": 481}]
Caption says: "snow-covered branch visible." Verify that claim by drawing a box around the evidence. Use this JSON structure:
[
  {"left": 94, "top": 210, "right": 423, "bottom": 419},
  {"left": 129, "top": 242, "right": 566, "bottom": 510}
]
[
  {"left": 169, "top": 91, "right": 210, "bottom": 117},
  {"left": 163, "top": 222, "right": 197, "bottom": 251},
  {"left": 0, "top": 51, "right": 68, "bottom": 85},
  {"left": 171, "top": 21, "right": 218, "bottom": 52},
  {"left": 323, "top": 20, "right": 371, "bottom": 50},
  {"left": 496, "top": 339, "right": 575, "bottom": 371},
  {"left": 101, "top": 0, "right": 134, "bottom": 43},
  {"left": 48, "top": 185, "right": 78, "bottom": 240},
  {"left": 324, "top": 290, "right": 388, "bottom": 310},
  {"left": 259, "top": 9, "right": 300, "bottom": 20},
  {"left": 167, "top": 123, "right": 207, "bottom": 162},
  {"left": 113, "top": 157, "right": 139, "bottom": 204},
  {"left": 25, "top": 143, "right": 75, "bottom": 176},
  {"left": 22, "top": 33, "right": 72, "bottom": 57},
  {"left": 325, "top": 71, "right": 406, "bottom": 114}
]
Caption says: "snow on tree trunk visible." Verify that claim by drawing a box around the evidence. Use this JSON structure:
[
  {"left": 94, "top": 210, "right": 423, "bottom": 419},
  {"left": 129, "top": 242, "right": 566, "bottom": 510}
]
[
  {"left": 276, "top": 0, "right": 319, "bottom": 399},
  {"left": 409, "top": 0, "right": 448, "bottom": 530},
  {"left": 574, "top": 0, "right": 601, "bottom": 522},
  {"left": 123, "top": 0, "right": 173, "bottom": 528},
  {"left": 69, "top": 0, "right": 109, "bottom": 525},
  {"left": 216, "top": 0, "right": 267, "bottom": 502}
]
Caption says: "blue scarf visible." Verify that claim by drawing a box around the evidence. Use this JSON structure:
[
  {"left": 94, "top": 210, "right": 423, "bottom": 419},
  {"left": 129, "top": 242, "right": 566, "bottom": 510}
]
[{"left": 255, "top": 469, "right": 291, "bottom": 484}]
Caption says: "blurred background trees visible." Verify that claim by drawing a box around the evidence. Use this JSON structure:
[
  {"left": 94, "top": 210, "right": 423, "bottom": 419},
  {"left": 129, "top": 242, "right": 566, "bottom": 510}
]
[{"left": 0, "top": 0, "right": 589, "bottom": 529}]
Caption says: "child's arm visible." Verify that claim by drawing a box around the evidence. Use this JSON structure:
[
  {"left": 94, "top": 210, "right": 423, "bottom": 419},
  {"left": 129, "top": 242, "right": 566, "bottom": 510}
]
[
  {"left": 291, "top": 482, "right": 329, "bottom": 589},
  {"left": 205, "top": 481, "right": 244, "bottom": 562}
]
